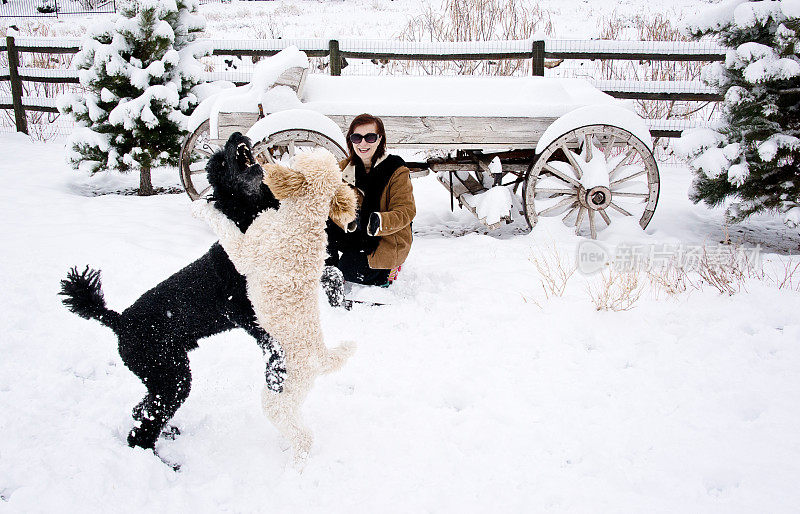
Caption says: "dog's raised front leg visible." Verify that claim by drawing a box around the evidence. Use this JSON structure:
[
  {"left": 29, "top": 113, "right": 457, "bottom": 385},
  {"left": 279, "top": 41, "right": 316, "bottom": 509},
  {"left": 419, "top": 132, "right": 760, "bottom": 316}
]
[
  {"left": 191, "top": 200, "right": 252, "bottom": 274},
  {"left": 259, "top": 333, "right": 287, "bottom": 393},
  {"left": 247, "top": 327, "right": 286, "bottom": 393}
]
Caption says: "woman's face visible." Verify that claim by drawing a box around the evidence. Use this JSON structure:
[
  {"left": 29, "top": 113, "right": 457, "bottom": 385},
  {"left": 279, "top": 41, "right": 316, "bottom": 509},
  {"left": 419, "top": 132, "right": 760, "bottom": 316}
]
[{"left": 351, "top": 122, "right": 381, "bottom": 165}]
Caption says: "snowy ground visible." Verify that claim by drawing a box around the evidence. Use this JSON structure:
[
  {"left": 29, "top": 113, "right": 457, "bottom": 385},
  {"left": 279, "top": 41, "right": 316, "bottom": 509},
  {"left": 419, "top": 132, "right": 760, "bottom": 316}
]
[{"left": 2, "top": 132, "right": 800, "bottom": 512}]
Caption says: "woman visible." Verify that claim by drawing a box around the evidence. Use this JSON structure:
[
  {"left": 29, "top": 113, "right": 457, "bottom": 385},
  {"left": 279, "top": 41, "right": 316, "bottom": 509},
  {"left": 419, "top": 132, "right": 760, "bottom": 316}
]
[{"left": 324, "top": 113, "right": 416, "bottom": 298}]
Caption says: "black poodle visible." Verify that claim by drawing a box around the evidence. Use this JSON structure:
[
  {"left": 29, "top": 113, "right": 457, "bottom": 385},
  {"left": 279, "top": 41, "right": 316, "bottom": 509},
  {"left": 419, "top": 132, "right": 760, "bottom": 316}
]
[{"left": 59, "top": 133, "right": 286, "bottom": 451}]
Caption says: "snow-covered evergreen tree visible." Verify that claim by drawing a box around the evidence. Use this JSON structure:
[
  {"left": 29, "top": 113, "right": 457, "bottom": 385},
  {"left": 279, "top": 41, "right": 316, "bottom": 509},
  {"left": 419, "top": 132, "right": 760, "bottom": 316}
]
[
  {"left": 675, "top": 0, "right": 800, "bottom": 226},
  {"left": 59, "top": 0, "right": 208, "bottom": 195}
]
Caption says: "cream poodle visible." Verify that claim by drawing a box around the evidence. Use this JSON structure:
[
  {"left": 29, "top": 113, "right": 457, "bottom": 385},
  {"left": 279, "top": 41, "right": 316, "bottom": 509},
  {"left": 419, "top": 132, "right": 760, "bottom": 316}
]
[{"left": 192, "top": 148, "right": 357, "bottom": 467}]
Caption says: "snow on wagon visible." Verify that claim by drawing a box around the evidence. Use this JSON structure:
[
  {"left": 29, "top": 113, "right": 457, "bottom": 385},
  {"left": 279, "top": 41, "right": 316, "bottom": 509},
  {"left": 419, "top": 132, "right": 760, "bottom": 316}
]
[{"left": 181, "top": 47, "right": 658, "bottom": 239}]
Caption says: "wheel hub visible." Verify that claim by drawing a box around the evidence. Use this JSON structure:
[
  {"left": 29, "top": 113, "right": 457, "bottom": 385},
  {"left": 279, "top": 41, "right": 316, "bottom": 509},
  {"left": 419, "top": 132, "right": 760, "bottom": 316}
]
[{"left": 583, "top": 186, "right": 611, "bottom": 210}]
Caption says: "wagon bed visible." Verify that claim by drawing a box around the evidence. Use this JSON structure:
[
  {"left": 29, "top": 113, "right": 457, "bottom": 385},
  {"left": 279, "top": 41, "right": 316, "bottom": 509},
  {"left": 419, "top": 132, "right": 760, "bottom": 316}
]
[
  {"left": 215, "top": 74, "right": 616, "bottom": 150},
  {"left": 182, "top": 48, "right": 659, "bottom": 238}
]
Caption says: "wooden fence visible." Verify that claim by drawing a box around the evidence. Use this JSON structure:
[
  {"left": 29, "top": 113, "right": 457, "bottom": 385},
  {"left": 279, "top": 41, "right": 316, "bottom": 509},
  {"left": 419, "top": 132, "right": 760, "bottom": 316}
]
[{"left": 0, "top": 36, "right": 726, "bottom": 138}]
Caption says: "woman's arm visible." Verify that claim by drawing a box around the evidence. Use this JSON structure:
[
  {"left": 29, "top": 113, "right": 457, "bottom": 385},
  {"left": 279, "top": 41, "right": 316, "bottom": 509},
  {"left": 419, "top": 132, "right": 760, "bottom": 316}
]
[{"left": 367, "top": 167, "right": 416, "bottom": 237}]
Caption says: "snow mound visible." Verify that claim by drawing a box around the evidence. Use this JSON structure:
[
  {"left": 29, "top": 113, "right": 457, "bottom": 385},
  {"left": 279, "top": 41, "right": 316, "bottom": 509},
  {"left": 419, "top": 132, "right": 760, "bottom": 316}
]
[{"left": 186, "top": 46, "right": 309, "bottom": 136}]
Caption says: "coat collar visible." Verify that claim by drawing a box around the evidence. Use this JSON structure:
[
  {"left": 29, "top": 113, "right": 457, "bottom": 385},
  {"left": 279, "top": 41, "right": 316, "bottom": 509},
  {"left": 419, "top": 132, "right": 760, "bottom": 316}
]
[
  {"left": 372, "top": 153, "right": 390, "bottom": 168},
  {"left": 342, "top": 153, "right": 390, "bottom": 187}
]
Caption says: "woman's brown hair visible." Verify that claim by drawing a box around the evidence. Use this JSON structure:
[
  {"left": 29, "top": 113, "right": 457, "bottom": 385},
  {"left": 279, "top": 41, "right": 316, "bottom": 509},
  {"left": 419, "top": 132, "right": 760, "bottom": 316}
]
[{"left": 345, "top": 113, "right": 386, "bottom": 166}]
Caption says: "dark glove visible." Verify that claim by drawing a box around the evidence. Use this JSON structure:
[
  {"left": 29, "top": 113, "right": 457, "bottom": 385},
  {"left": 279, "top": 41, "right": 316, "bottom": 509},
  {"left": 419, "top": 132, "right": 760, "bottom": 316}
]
[
  {"left": 367, "top": 212, "right": 381, "bottom": 237},
  {"left": 346, "top": 208, "right": 361, "bottom": 233}
]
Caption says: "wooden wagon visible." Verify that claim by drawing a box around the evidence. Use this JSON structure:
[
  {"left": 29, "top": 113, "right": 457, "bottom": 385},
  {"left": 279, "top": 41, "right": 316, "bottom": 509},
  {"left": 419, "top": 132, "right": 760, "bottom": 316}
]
[{"left": 180, "top": 49, "right": 659, "bottom": 239}]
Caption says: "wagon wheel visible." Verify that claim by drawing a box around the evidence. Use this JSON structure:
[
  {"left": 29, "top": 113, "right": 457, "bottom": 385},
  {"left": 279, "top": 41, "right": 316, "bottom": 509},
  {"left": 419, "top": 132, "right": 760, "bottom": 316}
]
[
  {"left": 251, "top": 129, "right": 347, "bottom": 168},
  {"left": 179, "top": 120, "right": 222, "bottom": 201},
  {"left": 522, "top": 125, "right": 659, "bottom": 239}
]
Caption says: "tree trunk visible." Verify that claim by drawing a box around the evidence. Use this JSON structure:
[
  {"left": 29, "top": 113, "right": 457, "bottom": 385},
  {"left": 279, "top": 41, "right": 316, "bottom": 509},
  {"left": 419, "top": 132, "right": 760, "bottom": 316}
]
[{"left": 139, "top": 166, "right": 155, "bottom": 196}]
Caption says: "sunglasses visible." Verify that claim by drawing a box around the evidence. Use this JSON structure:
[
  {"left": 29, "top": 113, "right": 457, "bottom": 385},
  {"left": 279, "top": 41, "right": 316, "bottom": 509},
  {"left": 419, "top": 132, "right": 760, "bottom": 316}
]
[{"left": 349, "top": 133, "right": 379, "bottom": 144}]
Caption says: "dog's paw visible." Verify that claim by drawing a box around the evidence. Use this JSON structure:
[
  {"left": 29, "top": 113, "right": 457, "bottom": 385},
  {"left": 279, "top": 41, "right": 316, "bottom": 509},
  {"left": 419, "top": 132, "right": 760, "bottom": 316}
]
[
  {"left": 160, "top": 425, "right": 181, "bottom": 440},
  {"left": 288, "top": 434, "right": 313, "bottom": 472},
  {"left": 288, "top": 451, "right": 309, "bottom": 473}
]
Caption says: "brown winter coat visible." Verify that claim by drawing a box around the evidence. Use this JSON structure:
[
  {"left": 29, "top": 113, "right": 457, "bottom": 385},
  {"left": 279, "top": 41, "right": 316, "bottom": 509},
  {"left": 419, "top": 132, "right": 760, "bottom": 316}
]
[{"left": 337, "top": 154, "right": 416, "bottom": 269}]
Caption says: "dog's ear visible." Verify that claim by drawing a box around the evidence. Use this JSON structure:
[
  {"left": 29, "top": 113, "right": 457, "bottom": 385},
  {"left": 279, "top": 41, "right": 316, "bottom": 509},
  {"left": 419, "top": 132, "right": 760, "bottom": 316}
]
[
  {"left": 205, "top": 151, "right": 226, "bottom": 186},
  {"left": 329, "top": 182, "right": 357, "bottom": 226},
  {"left": 262, "top": 163, "right": 306, "bottom": 200}
]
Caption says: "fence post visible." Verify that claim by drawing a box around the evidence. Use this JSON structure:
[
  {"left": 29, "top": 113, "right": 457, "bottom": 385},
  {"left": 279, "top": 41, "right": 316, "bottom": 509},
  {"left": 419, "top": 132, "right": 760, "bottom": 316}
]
[
  {"left": 6, "top": 35, "right": 28, "bottom": 135},
  {"left": 329, "top": 39, "right": 341, "bottom": 76},
  {"left": 532, "top": 40, "right": 545, "bottom": 77}
]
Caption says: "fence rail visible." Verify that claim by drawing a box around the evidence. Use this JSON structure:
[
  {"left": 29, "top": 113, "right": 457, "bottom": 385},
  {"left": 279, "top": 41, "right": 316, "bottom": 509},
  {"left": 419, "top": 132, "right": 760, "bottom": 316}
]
[{"left": 1, "top": 36, "right": 726, "bottom": 138}]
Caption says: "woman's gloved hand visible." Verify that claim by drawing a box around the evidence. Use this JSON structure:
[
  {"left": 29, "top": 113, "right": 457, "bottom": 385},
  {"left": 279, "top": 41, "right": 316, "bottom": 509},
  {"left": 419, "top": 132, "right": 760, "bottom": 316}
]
[{"left": 367, "top": 212, "right": 382, "bottom": 236}]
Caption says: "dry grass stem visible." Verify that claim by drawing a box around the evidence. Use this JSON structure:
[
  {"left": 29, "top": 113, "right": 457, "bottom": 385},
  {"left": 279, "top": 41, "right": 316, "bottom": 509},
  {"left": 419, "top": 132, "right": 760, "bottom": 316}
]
[
  {"left": 588, "top": 269, "right": 645, "bottom": 311},
  {"left": 588, "top": 268, "right": 645, "bottom": 311},
  {"left": 762, "top": 258, "right": 800, "bottom": 291},
  {"left": 530, "top": 244, "right": 577, "bottom": 299},
  {"left": 694, "top": 241, "right": 762, "bottom": 295},
  {"left": 397, "top": 0, "right": 554, "bottom": 76},
  {"left": 646, "top": 258, "right": 700, "bottom": 297}
]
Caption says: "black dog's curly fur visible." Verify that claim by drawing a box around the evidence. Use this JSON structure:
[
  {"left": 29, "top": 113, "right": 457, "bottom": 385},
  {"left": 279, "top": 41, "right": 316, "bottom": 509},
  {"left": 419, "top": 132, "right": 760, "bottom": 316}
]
[{"left": 59, "top": 133, "right": 286, "bottom": 450}]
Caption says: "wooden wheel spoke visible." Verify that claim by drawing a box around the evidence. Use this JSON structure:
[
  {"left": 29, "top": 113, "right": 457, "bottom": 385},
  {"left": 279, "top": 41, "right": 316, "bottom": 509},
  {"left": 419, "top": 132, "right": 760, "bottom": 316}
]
[
  {"left": 188, "top": 158, "right": 205, "bottom": 170},
  {"left": 544, "top": 174, "right": 579, "bottom": 189},
  {"left": 584, "top": 134, "right": 593, "bottom": 161},
  {"left": 575, "top": 206, "right": 586, "bottom": 229},
  {"left": 197, "top": 185, "right": 211, "bottom": 198},
  {"left": 193, "top": 146, "right": 214, "bottom": 157},
  {"left": 588, "top": 209, "right": 597, "bottom": 239},
  {"left": 562, "top": 204, "right": 578, "bottom": 222},
  {"left": 612, "top": 191, "right": 650, "bottom": 198},
  {"left": 257, "top": 150, "right": 276, "bottom": 165},
  {"left": 602, "top": 136, "right": 616, "bottom": 160},
  {"left": 561, "top": 143, "right": 583, "bottom": 180},
  {"left": 608, "top": 202, "right": 633, "bottom": 216},
  {"left": 543, "top": 163, "right": 581, "bottom": 188},
  {"left": 599, "top": 209, "right": 612, "bottom": 226},
  {"left": 608, "top": 148, "right": 636, "bottom": 180},
  {"left": 534, "top": 187, "right": 575, "bottom": 195},
  {"left": 610, "top": 169, "right": 646, "bottom": 187},
  {"left": 538, "top": 195, "right": 577, "bottom": 216}
]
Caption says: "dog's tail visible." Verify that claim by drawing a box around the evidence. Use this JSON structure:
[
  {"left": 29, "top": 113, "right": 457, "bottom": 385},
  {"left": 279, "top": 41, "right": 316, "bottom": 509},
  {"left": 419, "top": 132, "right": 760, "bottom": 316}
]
[
  {"left": 59, "top": 266, "right": 121, "bottom": 332},
  {"left": 319, "top": 340, "right": 356, "bottom": 374}
]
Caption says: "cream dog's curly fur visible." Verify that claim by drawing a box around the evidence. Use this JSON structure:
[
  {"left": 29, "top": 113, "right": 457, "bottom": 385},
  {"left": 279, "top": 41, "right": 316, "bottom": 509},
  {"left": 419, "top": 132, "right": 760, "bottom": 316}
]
[{"left": 193, "top": 148, "right": 357, "bottom": 466}]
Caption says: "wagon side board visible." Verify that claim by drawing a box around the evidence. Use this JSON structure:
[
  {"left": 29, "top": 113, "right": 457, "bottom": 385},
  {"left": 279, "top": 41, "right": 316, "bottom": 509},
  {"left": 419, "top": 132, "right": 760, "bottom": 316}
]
[
  {"left": 328, "top": 115, "right": 557, "bottom": 150},
  {"left": 217, "top": 112, "right": 557, "bottom": 150},
  {"left": 217, "top": 112, "right": 260, "bottom": 143},
  {"left": 274, "top": 66, "right": 308, "bottom": 96}
]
